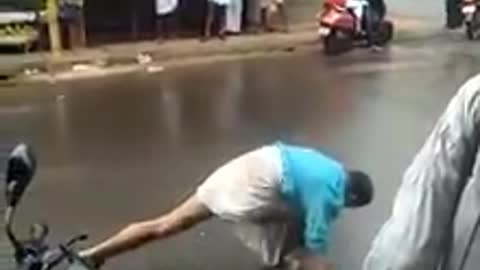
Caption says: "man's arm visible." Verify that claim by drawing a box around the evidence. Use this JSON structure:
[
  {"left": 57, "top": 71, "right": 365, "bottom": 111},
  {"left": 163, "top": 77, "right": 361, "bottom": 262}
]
[{"left": 295, "top": 206, "right": 332, "bottom": 270}]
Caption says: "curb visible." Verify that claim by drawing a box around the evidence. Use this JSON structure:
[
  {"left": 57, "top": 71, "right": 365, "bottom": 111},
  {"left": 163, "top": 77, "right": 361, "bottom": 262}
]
[{"left": 0, "top": 17, "right": 436, "bottom": 83}]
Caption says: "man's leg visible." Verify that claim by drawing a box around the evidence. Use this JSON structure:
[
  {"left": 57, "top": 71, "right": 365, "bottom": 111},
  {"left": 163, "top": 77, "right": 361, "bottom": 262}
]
[
  {"left": 157, "top": 14, "right": 174, "bottom": 40},
  {"left": 362, "top": 7, "right": 377, "bottom": 47},
  {"left": 166, "top": 12, "right": 178, "bottom": 39},
  {"left": 155, "top": 16, "right": 163, "bottom": 40},
  {"left": 446, "top": 0, "right": 464, "bottom": 29},
  {"left": 260, "top": 0, "right": 274, "bottom": 32},
  {"left": 260, "top": 7, "right": 268, "bottom": 31},
  {"left": 77, "top": 10, "right": 87, "bottom": 47},
  {"left": 81, "top": 194, "right": 212, "bottom": 265},
  {"left": 276, "top": 2, "right": 289, "bottom": 32},
  {"left": 204, "top": 2, "right": 216, "bottom": 39},
  {"left": 217, "top": 4, "right": 228, "bottom": 39},
  {"left": 363, "top": 74, "right": 480, "bottom": 270}
]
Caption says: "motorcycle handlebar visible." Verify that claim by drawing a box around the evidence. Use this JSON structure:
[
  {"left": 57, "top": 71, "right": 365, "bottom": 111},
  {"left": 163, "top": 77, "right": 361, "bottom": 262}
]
[{"left": 43, "top": 233, "right": 91, "bottom": 270}]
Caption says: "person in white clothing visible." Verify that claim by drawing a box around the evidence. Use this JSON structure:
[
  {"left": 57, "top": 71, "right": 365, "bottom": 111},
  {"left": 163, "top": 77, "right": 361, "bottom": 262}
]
[
  {"left": 345, "top": 0, "right": 368, "bottom": 33},
  {"left": 260, "top": 0, "right": 288, "bottom": 32},
  {"left": 225, "top": 0, "right": 243, "bottom": 34}
]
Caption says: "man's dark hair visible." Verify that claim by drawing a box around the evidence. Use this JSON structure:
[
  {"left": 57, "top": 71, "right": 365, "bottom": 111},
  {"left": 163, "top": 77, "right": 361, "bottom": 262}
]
[{"left": 344, "top": 170, "right": 374, "bottom": 208}]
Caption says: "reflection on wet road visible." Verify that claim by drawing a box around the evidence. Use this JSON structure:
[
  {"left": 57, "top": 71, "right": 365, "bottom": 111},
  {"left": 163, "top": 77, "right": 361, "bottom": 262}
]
[{"left": 1, "top": 38, "right": 480, "bottom": 270}]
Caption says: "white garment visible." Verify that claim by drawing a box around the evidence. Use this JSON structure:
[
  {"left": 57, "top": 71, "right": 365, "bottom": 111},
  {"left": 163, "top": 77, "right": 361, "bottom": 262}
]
[
  {"left": 196, "top": 146, "right": 299, "bottom": 266},
  {"left": 210, "top": 0, "right": 231, "bottom": 6},
  {"left": 345, "top": 0, "right": 368, "bottom": 25},
  {"left": 156, "top": 0, "right": 178, "bottom": 15},
  {"left": 196, "top": 145, "right": 285, "bottom": 222},
  {"left": 226, "top": 0, "right": 243, "bottom": 33},
  {"left": 363, "top": 74, "right": 480, "bottom": 270}
]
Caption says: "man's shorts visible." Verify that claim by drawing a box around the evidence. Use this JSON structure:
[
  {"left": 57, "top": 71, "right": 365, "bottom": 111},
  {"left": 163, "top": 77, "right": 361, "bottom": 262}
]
[{"left": 196, "top": 145, "right": 301, "bottom": 266}]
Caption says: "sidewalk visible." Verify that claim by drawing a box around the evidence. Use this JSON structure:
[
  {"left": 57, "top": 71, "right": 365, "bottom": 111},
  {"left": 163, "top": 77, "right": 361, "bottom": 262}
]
[{"left": 0, "top": 15, "right": 438, "bottom": 82}]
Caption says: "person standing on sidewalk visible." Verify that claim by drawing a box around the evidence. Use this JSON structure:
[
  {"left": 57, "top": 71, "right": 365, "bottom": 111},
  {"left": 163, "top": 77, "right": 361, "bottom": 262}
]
[
  {"left": 363, "top": 74, "right": 480, "bottom": 270},
  {"left": 58, "top": 0, "right": 86, "bottom": 49},
  {"left": 155, "top": 0, "right": 179, "bottom": 41},
  {"left": 225, "top": 0, "right": 244, "bottom": 35},
  {"left": 80, "top": 142, "right": 374, "bottom": 270},
  {"left": 446, "top": 0, "right": 464, "bottom": 29},
  {"left": 204, "top": 0, "right": 230, "bottom": 40},
  {"left": 260, "top": 0, "right": 289, "bottom": 32}
]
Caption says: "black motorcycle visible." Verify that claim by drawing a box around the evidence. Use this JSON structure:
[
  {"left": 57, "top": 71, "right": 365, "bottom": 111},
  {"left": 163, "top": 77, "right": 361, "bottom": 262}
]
[{"left": 3, "top": 143, "right": 94, "bottom": 270}]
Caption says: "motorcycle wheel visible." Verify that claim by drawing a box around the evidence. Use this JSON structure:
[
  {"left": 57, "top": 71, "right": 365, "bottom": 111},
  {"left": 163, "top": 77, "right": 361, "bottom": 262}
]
[
  {"left": 323, "top": 29, "right": 353, "bottom": 56},
  {"left": 376, "top": 21, "right": 394, "bottom": 45}
]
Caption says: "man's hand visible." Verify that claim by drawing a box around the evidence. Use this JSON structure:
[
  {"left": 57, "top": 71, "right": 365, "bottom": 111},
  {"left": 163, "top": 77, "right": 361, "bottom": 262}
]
[
  {"left": 285, "top": 250, "right": 333, "bottom": 270},
  {"left": 300, "top": 255, "right": 332, "bottom": 270}
]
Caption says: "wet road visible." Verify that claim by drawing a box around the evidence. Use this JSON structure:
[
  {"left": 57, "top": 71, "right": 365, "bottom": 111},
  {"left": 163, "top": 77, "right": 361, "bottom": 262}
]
[{"left": 1, "top": 35, "right": 480, "bottom": 270}]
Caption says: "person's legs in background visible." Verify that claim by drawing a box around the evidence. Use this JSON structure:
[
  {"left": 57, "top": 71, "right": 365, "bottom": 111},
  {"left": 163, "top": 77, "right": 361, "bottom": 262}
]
[
  {"left": 274, "top": 0, "right": 289, "bottom": 32},
  {"left": 260, "top": 0, "right": 274, "bottom": 32},
  {"left": 70, "top": 7, "right": 87, "bottom": 49},
  {"left": 360, "top": 3, "right": 385, "bottom": 52},
  {"left": 363, "top": 9, "right": 373, "bottom": 45},
  {"left": 156, "top": 15, "right": 166, "bottom": 41},
  {"left": 167, "top": 12, "right": 178, "bottom": 38},
  {"left": 245, "top": 0, "right": 261, "bottom": 33},
  {"left": 446, "top": 0, "right": 464, "bottom": 29},
  {"left": 218, "top": 4, "right": 228, "bottom": 39},
  {"left": 203, "top": 2, "right": 227, "bottom": 40},
  {"left": 225, "top": 0, "right": 244, "bottom": 35},
  {"left": 156, "top": 13, "right": 177, "bottom": 41},
  {"left": 204, "top": 1, "right": 215, "bottom": 39},
  {"left": 59, "top": 4, "right": 86, "bottom": 50}
]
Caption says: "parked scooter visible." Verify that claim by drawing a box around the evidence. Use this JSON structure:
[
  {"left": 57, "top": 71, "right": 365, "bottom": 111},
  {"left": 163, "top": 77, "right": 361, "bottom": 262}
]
[
  {"left": 462, "top": 0, "right": 480, "bottom": 39},
  {"left": 3, "top": 143, "right": 94, "bottom": 270},
  {"left": 316, "top": 0, "right": 393, "bottom": 55}
]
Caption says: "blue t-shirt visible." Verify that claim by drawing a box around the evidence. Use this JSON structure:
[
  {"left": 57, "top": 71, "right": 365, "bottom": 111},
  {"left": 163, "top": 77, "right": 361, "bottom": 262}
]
[{"left": 276, "top": 142, "right": 346, "bottom": 254}]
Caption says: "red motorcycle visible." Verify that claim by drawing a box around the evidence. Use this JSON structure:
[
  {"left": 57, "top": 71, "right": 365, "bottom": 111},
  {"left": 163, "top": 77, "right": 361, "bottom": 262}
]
[{"left": 316, "top": 0, "right": 393, "bottom": 55}]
